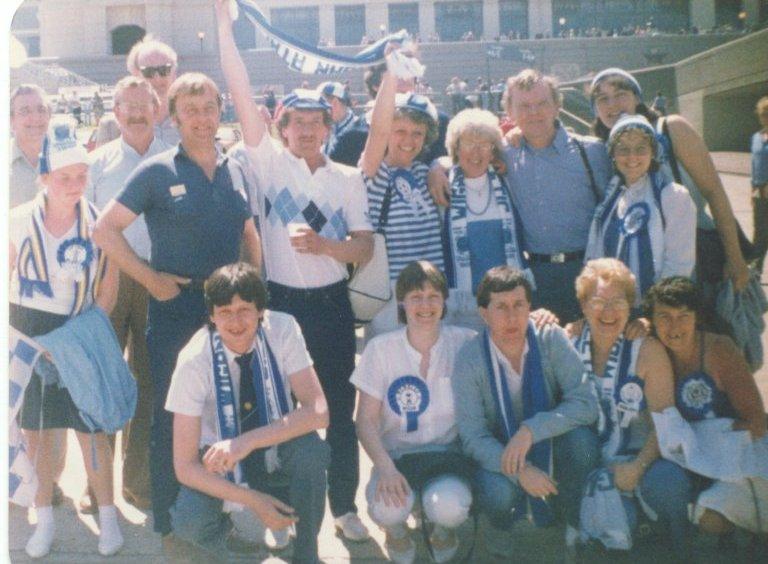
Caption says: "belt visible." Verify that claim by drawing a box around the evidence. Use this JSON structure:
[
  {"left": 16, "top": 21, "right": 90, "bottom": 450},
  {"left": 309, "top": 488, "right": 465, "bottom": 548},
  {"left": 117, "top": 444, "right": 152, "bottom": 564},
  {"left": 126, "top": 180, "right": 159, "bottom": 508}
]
[
  {"left": 267, "top": 279, "right": 347, "bottom": 299},
  {"left": 526, "top": 250, "right": 585, "bottom": 264}
]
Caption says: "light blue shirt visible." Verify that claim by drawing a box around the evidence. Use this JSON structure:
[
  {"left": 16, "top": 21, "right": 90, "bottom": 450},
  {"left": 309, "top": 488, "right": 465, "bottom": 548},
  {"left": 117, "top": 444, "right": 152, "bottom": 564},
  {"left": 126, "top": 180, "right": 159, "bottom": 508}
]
[
  {"left": 503, "top": 124, "right": 611, "bottom": 254},
  {"left": 751, "top": 131, "right": 768, "bottom": 188},
  {"left": 86, "top": 136, "right": 171, "bottom": 260}
]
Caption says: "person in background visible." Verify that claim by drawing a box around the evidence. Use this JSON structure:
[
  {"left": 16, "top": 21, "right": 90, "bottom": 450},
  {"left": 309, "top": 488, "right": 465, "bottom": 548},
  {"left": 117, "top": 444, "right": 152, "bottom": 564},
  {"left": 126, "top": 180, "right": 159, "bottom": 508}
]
[
  {"left": 10, "top": 84, "right": 51, "bottom": 207},
  {"left": 319, "top": 80, "right": 368, "bottom": 167},
  {"left": 651, "top": 91, "right": 667, "bottom": 116},
  {"left": 126, "top": 36, "right": 181, "bottom": 145},
  {"left": 93, "top": 114, "right": 121, "bottom": 149},
  {"left": 750, "top": 96, "right": 768, "bottom": 273}
]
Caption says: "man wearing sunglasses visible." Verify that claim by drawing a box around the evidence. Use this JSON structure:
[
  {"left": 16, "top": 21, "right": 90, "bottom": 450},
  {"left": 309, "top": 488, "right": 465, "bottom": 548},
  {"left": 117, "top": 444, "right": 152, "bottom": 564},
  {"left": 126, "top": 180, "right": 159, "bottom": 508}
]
[{"left": 127, "top": 37, "right": 180, "bottom": 145}]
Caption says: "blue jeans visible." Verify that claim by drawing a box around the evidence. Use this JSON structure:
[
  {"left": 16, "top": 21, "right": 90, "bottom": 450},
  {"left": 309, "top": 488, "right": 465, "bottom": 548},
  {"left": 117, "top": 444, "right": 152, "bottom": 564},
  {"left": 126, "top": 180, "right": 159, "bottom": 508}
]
[
  {"left": 171, "top": 433, "right": 330, "bottom": 563},
  {"left": 147, "top": 287, "right": 208, "bottom": 534},
  {"left": 628, "top": 459, "right": 692, "bottom": 556},
  {"left": 475, "top": 426, "right": 600, "bottom": 529}
]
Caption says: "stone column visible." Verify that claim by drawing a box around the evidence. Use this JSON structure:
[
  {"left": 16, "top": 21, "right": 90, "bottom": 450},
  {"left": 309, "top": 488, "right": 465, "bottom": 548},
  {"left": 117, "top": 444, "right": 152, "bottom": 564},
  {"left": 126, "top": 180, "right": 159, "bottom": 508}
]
[
  {"left": 419, "top": 0, "right": 435, "bottom": 39},
  {"left": 365, "top": 1, "right": 389, "bottom": 39},
  {"left": 484, "top": 0, "right": 500, "bottom": 40},
  {"left": 690, "top": 0, "right": 715, "bottom": 31},
  {"left": 527, "top": 0, "right": 553, "bottom": 38},
  {"left": 319, "top": 3, "right": 335, "bottom": 46}
]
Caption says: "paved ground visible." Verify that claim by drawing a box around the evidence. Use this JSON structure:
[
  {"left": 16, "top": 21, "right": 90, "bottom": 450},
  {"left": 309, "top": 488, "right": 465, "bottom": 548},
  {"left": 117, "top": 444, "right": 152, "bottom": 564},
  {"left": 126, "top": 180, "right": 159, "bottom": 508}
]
[{"left": 7, "top": 153, "right": 767, "bottom": 563}]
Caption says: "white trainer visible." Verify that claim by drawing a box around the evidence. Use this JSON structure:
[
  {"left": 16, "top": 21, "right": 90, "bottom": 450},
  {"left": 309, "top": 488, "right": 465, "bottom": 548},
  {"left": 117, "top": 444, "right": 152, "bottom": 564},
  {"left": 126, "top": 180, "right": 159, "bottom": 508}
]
[
  {"left": 25, "top": 524, "right": 55, "bottom": 559},
  {"left": 334, "top": 512, "right": 370, "bottom": 542},
  {"left": 264, "top": 524, "right": 293, "bottom": 550}
]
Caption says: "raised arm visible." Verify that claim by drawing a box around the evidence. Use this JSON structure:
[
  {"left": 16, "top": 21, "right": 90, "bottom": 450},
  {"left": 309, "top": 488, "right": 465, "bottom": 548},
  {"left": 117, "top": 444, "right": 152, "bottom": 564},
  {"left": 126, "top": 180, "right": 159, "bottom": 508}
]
[
  {"left": 667, "top": 115, "right": 750, "bottom": 290},
  {"left": 215, "top": 0, "right": 266, "bottom": 147},
  {"left": 361, "top": 64, "right": 397, "bottom": 178}
]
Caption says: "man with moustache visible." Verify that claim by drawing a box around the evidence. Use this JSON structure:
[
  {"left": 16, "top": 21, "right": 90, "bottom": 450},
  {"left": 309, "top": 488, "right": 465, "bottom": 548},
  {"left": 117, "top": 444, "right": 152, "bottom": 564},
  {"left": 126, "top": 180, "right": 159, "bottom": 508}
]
[
  {"left": 216, "top": 1, "right": 374, "bottom": 541},
  {"left": 93, "top": 72, "right": 261, "bottom": 543},
  {"left": 10, "top": 83, "right": 51, "bottom": 207},
  {"left": 86, "top": 76, "right": 171, "bottom": 510},
  {"left": 126, "top": 37, "right": 180, "bottom": 145}
]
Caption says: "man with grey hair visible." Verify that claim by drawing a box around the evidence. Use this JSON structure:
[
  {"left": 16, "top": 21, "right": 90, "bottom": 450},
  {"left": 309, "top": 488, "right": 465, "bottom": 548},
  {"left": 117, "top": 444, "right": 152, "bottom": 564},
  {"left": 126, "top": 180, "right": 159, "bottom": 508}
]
[
  {"left": 10, "top": 83, "right": 51, "bottom": 207},
  {"left": 126, "top": 36, "right": 180, "bottom": 145},
  {"left": 86, "top": 75, "right": 171, "bottom": 511}
]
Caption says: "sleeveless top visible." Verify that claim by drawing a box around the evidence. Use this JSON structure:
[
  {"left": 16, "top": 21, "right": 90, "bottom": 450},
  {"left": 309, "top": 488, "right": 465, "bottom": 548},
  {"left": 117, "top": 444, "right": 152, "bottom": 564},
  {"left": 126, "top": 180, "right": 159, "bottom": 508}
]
[{"left": 674, "top": 333, "right": 737, "bottom": 421}]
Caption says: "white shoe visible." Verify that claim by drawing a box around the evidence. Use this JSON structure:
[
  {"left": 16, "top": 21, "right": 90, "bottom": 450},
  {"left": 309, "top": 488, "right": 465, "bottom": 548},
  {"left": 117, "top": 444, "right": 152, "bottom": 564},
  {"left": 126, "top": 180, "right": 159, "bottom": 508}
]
[
  {"left": 334, "top": 512, "right": 370, "bottom": 542},
  {"left": 25, "top": 525, "right": 54, "bottom": 559},
  {"left": 264, "top": 524, "right": 293, "bottom": 550},
  {"left": 384, "top": 530, "right": 416, "bottom": 564},
  {"left": 98, "top": 531, "right": 124, "bottom": 557},
  {"left": 430, "top": 526, "right": 459, "bottom": 563}
]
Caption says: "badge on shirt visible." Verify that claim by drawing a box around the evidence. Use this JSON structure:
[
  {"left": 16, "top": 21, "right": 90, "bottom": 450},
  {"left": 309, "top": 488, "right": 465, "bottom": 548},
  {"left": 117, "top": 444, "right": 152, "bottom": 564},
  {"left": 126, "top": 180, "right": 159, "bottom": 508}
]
[{"left": 169, "top": 184, "right": 187, "bottom": 199}]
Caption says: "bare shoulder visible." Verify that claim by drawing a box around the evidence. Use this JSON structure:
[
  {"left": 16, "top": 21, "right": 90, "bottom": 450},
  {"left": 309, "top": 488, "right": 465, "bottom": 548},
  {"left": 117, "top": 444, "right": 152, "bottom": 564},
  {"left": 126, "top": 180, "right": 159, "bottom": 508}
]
[{"left": 637, "top": 336, "right": 671, "bottom": 376}]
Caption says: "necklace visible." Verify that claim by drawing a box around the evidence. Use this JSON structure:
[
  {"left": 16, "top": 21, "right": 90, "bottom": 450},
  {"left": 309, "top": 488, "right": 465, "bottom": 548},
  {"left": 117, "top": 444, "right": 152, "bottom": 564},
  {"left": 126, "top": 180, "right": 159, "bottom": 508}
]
[{"left": 465, "top": 175, "right": 492, "bottom": 216}]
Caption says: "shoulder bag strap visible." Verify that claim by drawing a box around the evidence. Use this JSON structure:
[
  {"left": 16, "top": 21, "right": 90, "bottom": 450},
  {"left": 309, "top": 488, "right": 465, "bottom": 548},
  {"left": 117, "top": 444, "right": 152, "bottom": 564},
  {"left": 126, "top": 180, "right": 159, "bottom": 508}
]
[
  {"left": 661, "top": 117, "right": 683, "bottom": 184},
  {"left": 378, "top": 178, "right": 395, "bottom": 233},
  {"left": 572, "top": 136, "right": 601, "bottom": 204}
]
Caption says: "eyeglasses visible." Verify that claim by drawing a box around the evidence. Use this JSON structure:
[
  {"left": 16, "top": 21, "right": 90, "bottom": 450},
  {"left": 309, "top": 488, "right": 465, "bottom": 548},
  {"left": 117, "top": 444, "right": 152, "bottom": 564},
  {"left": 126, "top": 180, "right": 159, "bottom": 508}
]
[
  {"left": 139, "top": 64, "right": 174, "bottom": 78},
  {"left": 613, "top": 145, "right": 652, "bottom": 158},
  {"left": 587, "top": 297, "right": 630, "bottom": 312},
  {"left": 13, "top": 106, "right": 49, "bottom": 117},
  {"left": 460, "top": 141, "right": 494, "bottom": 153}
]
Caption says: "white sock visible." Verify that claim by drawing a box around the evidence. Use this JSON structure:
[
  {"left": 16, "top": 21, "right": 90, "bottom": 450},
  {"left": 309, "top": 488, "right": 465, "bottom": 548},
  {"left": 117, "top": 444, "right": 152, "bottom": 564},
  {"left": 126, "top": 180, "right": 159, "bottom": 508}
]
[
  {"left": 26, "top": 506, "right": 55, "bottom": 558},
  {"left": 98, "top": 505, "right": 124, "bottom": 556}
]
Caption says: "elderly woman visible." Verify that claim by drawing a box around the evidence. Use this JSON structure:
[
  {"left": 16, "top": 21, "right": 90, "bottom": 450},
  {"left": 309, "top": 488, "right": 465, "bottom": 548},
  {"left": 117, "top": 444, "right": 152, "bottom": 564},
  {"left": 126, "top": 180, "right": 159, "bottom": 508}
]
[
  {"left": 645, "top": 277, "right": 767, "bottom": 535},
  {"left": 9, "top": 119, "right": 121, "bottom": 558},
  {"left": 442, "top": 108, "right": 530, "bottom": 331},
  {"left": 571, "top": 259, "right": 691, "bottom": 555},
  {"left": 589, "top": 68, "right": 751, "bottom": 292},
  {"left": 586, "top": 114, "right": 696, "bottom": 307},
  {"left": 352, "top": 261, "right": 476, "bottom": 564}
]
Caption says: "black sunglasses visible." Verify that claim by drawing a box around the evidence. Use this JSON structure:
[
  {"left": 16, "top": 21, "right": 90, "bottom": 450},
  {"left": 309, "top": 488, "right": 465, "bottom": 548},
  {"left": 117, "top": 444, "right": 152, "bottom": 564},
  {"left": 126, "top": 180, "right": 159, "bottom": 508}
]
[{"left": 139, "top": 64, "right": 173, "bottom": 78}]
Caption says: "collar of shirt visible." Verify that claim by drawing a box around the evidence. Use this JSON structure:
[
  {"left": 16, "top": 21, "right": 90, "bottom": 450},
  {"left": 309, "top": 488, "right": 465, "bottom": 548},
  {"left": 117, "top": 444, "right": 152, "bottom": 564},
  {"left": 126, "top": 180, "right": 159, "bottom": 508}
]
[
  {"left": 11, "top": 138, "right": 38, "bottom": 169},
  {"left": 520, "top": 120, "right": 568, "bottom": 155},
  {"left": 175, "top": 143, "right": 228, "bottom": 168},
  {"left": 401, "top": 327, "right": 447, "bottom": 380},
  {"left": 334, "top": 109, "right": 355, "bottom": 136},
  {"left": 490, "top": 337, "right": 529, "bottom": 379},
  {"left": 119, "top": 135, "right": 166, "bottom": 160},
  {"left": 284, "top": 145, "right": 329, "bottom": 176}
]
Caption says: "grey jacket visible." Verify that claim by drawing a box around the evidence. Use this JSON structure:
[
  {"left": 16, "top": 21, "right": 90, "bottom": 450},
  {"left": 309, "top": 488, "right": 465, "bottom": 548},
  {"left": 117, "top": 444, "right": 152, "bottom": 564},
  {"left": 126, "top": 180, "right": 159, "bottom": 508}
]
[{"left": 452, "top": 324, "right": 597, "bottom": 474}]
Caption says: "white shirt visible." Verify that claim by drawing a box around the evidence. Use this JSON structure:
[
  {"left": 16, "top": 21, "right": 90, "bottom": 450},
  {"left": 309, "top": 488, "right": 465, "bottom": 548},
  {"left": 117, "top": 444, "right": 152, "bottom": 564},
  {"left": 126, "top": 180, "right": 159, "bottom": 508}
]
[
  {"left": 154, "top": 116, "right": 180, "bottom": 146},
  {"left": 86, "top": 136, "right": 170, "bottom": 260},
  {"left": 490, "top": 339, "right": 528, "bottom": 421},
  {"left": 351, "top": 325, "right": 476, "bottom": 457},
  {"left": 246, "top": 135, "right": 371, "bottom": 288},
  {"left": 464, "top": 174, "right": 503, "bottom": 222},
  {"left": 9, "top": 201, "right": 97, "bottom": 315},
  {"left": 165, "top": 310, "right": 313, "bottom": 449}
]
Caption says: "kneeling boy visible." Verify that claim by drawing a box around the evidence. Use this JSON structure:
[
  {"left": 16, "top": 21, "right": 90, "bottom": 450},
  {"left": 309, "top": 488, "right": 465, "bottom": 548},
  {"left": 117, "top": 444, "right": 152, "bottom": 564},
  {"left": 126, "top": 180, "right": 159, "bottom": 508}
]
[{"left": 165, "top": 262, "right": 330, "bottom": 562}]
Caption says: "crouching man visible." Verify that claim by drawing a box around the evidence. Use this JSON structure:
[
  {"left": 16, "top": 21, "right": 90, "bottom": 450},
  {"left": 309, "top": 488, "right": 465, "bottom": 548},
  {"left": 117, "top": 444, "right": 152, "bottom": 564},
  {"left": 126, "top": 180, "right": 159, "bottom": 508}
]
[
  {"left": 452, "top": 266, "right": 599, "bottom": 559},
  {"left": 165, "top": 262, "right": 330, "bottom": 563}
]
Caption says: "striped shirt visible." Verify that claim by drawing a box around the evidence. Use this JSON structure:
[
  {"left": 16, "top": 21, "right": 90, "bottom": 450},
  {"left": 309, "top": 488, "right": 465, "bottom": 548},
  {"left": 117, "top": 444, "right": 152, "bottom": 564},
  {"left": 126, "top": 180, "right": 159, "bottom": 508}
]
[{"left": 365, "top": 161, "right": 444, "bottom": 280}]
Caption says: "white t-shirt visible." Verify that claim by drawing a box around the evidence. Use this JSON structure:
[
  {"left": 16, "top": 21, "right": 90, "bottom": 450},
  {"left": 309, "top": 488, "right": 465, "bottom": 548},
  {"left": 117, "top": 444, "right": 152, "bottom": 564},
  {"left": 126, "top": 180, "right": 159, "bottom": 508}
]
[
  {"left": 491, "top": 339, "right": 529, "bottom": 421},
  {"left": 165, "top": 310, "right": 313, "bottom": 449},
  {"left": 464, "top": 174, "right": 503, "bottom": 222},
  {"left": 351, "top": 325, "right": 476, "bottom": 458},
  {"left": 9, "top": 200, "right": 99, "bottom": 315},
  {"left": 246, "top": 135, "right": 372, "bottom": 288}
]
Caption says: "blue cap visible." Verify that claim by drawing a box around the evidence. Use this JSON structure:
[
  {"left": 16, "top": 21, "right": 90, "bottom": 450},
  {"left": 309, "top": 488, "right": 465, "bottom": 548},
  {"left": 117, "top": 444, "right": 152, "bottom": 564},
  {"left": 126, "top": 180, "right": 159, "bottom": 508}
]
[
  {"left": 318, "top": 81, "right": 350, "bottom": 106},
  {"left": 395, "top": 93, "right": 438, "bottom": 123},
  {"left": 590, "top": 67, "right": 643, "bottom": 100},
  {"left": 607, "top": 114, "right": 658, "bottom": 154},
  {"left": 282, "top": 89, "right": 331, "bottom": 111}
]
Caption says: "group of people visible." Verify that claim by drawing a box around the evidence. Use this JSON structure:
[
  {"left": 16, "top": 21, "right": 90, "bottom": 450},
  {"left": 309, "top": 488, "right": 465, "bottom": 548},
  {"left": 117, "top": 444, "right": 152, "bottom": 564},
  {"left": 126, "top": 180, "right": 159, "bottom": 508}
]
[{"left": 8, "top": 1, "right": 768, "bottom": 561}]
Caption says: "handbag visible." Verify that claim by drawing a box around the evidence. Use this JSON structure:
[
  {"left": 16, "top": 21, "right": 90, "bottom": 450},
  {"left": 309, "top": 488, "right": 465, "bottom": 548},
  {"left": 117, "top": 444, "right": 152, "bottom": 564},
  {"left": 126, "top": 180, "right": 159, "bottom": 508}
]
[{"left": 348, "top": 178, "right": 394, "bottom": 323}]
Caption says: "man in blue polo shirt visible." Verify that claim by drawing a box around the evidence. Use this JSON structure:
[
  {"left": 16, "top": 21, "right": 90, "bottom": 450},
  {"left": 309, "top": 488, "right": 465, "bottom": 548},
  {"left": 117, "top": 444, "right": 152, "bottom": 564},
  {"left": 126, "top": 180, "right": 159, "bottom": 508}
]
[{"left": 93, "top": 72, "right": 261, "bottom": 544}]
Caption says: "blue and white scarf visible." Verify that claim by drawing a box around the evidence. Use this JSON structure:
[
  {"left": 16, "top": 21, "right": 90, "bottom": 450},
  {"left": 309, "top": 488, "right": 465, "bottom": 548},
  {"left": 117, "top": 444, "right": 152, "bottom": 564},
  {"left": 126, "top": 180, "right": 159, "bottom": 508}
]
[
  {"left": 233, "top": 0, "right": 420, "bottom": 77},
  {"left": 442, "top": 166, "right": 532, "bottom": 292},
  {"left": 574, "top": 325, "right": 646, "bottom": 462},
  {"left": 8, "top": 328, "right": 44, "bottom": 507},
  {"left": 16, "top": 192, "right": 107, "bottom": 316},
  {"left": 210, "top": 324, "right": 292, "bottom": 494},
  {"left": 482, "top": 322, "right": 553, "bottom": 526},
  {"left": 590, "top": 171, "right": 668, "bottom": 300}
]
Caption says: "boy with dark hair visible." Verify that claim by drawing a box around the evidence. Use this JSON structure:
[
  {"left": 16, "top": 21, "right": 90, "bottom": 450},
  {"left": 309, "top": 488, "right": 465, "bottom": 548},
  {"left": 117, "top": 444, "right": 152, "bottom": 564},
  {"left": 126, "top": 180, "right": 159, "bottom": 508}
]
[{"left": 165, "top": 262, "right": 330, "bottom": 563}]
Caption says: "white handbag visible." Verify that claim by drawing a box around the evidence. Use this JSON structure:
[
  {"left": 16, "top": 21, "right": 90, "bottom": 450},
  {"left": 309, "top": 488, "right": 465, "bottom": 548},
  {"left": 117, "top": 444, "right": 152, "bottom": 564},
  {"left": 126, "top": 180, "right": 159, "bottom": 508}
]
[
  {"left": 348, "top": 181, "right": 395, "bottom": 323},
  {"left": 348, "top": 232, "right": 391, "bottom": 323}
]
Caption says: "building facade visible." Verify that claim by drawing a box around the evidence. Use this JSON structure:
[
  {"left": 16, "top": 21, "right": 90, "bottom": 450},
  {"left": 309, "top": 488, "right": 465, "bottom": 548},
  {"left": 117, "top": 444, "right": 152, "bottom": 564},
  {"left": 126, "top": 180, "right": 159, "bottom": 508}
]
[{"left": 11, "top": 0, "right": 768, "bottom": 59}]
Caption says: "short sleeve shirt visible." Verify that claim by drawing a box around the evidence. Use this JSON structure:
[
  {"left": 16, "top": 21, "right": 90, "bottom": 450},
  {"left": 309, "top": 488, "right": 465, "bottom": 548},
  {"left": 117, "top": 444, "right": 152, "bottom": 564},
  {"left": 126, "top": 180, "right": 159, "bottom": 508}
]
[
  {"left": 165, "top": 310, "right": 313, "bottom": 448},
  {"left": 351, "top": 325, "right": 476, "bottom": 458},
  {"left": 10, "top": 139, "right": 41, "bottom": 209},
  {"left": 116, "top": 144, "right": 251, "bottom": 279},
  {"left": 86, "top": 136, "right": 171, "bottom": 260},
  {"left": 246, "top": 135, "right": 371, "bottom": 288}
]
